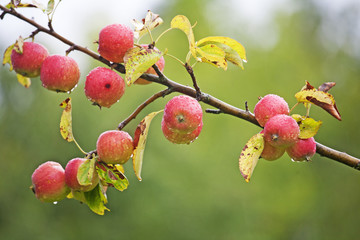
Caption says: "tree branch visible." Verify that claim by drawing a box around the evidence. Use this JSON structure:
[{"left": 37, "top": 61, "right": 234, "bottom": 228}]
[
  {"left": 117, "top": 88, "right": 173, "bottom": 130},
  {"left": 1, "top": 5, "right": 360, "bottom": 171}
]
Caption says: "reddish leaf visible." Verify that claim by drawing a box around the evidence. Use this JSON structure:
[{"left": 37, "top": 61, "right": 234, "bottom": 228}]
[{"left": 318, "top": 82, "right": 336, "bottom": 93}]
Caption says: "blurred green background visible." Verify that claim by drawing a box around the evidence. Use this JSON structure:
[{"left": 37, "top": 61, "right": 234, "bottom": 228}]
[{"left": 1, "top": 0, "right": 360, "bottom": 239}]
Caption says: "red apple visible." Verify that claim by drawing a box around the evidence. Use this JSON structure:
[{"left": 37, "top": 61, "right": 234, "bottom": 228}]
[
  {"left": 40, "top": 55, "right": 80, "bottom": 92},
  {"left": 11, "top": 42, "right": 49, "bottom": 77},
  {"left": 98, "top": 24, "right": 134, "bottom": 63},
  {"left": 162, "top": 118, "right": 203, "bottom": 144},
  {"left": 84, "top": 67, "right": 125, "bottom": 108},
  {"left": 254, "top": 94, "right": 289, "bottom": 127},
  {"left": 31, "top": 161, "right": 70, "bottom": 203},
  {"left": 163, "top": 95, "right": 203, "bottom": 133},
  {"left": 286, "top": 137, "right": 316, "bottom": 162},
  {"left": 96, "top": 130, "right": 134, "bottom": 164}
]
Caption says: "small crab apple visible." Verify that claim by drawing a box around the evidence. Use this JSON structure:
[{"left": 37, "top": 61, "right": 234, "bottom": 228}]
[
  {"left": 96, "top": 130, "right": 134, "bottom": 164},
  {"left": 163, "top": 95, "right": 203, "bottom": 133},
  {"left": 40, "top": 55, "right": 80, "bottom": 92},
  {"left": 65, "top": 158, "right": 99, "bottom": 192},
  {"left": 98, "top": 24, "right": 134, "bottom": 63},
  {"left": 254, "top": 94, "right": 289, "bottom": 127},
  {"left": 286, "top": 137, "right": 316, "bottom": 162},
  {"left": 134, "top": 45, "right": 165, "bottom": 85},
  {"left": 263, "top": 114, "right": 300, "bottom": 148},
  {"left": 162, "top": 119, "right": 203, "bottom": 144},
  {"left": 85, "top": 67, "right": 125, "bottom": 108},
  {"left": 260, "top": 130, "right": 285, "bottom": 161},
  {"left": 11, "top": 42, "right": 49, "bottom": 77},
  {"left": 31, "top": 161, "right": 70, "bottom": 203}
]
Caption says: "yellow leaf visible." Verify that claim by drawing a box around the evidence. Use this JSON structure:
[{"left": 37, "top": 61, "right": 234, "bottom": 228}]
[
  {"left": 132, "top": 10, "right": 163, "bottom": 39},
  {"left": 14, "top": 36, "right": 24, "bottom": 54},
  {"left": 124, "top": 46, "right": 163, "bottom": 86},
  {"left": 16, "top": 74, "right": 31, "bottom": 88},
  {"left": 291, "top": 114, "right": 322, "bottom": 139},
  {"left": 195, "top": 44, "right": 227, "bottom": 70},
  {"left": 2, "top": 44, "right": 14, "bottom": 71},
  {"left": 295, "top": 87, "right": 341, "bottom": 121},
  {"left": 170, "top": 15, "right": 197, "bottom": 58},
  {"left": 132, "top": 110, "right": 163, "bottom": 181},
  {"left": 197, "top": 36, "right": 247, "bottom": 63},
  {"left": 239, "top": 133, "right": 264, "bottom": 183},
  {"left": 59, "top": 98, "right": 74, "bottom": 142}
]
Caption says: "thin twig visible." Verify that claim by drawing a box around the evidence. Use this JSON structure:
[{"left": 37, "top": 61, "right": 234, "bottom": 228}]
[
  {"left": 205, "top": 109, "right": 223, "bottom": 114},
  {"left": 184, "top": 63, "right": 201, "bottom": 100},
  {"left": 117, "top": 88, "right": 173, "bottom": 130}
]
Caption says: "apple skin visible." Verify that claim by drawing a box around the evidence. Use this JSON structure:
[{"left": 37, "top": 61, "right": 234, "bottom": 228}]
[
  {"left": 31, "top": 161, "right": 70, "bottom": 203},
  {"left": 254, "top": 94, "right": 289, "bottom": 127},
  {"left": 286, "top": 137, "right": 316, "bottom": 162},
  {"left": 65, "top": 158, "right": 99, "bottom": 192},
  {"left": 162, "top": 119, "right": 203, "bottom": 144},
  {"left": 263, "top": 114, "right": 300, "bottom": 148},
  {"left": 134, "top": 45, "right": 165, "bottom": 85},
  {"left": 260, "top": 130, "right": 285, "bottom": 161},
  {"left": 84, "top": 67, "right": 125, "bottom": 108},
  {"left": 96, "top": 130, "right": 134, "bottom": 164},
  {"left": 40, "top": 55, "right": 80, "bottom": 92},
  {"left": 98, "top": 24, "right": 134, "bottom": 63},
  {"left": 11, "top": 42, "right": 49, "bottom": 78},
  {"left": 163, "top": 95, "right": 203, "bottom": 133}
]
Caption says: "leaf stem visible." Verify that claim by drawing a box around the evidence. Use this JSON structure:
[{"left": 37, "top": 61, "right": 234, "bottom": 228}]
[
  {"left": 73, "top": 138, "right": 88, "bottom": 155},
  {"left": 155, "top": 27, "right": 172, "bottom": 44}
]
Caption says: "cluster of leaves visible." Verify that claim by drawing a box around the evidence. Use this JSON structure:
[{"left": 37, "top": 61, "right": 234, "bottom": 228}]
[{"left": 239, "top": 81, "right": 341, "bottom": 182}]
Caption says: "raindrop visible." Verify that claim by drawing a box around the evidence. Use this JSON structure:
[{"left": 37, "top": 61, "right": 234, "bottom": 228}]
[{"left": 53, "top": 201, "right": 58, "bottom": 205}]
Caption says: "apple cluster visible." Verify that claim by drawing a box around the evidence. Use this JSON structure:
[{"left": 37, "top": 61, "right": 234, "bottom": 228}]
[
  {"left": 31, "top": 129, "right": 134, "bottom": 203},
  {"left": 10, "top": 23, "right": 166, "bottom": 108},
  {"left": 254, "top": 94, "right": 316, "bottom": 161}
]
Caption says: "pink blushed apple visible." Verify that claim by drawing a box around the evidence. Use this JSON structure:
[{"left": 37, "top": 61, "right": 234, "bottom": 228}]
[
  {"left": 40, "top": 55, "right": 80, "bottom": 92},
  {"left": 96, "top": 130, "right": 134, "bottom": 164},
  {"left": 31, "top": 161, "right": 70, "bottom": 203},
  {"left": 11, "top": 42, "right": 49, "bottom": 78},
  {"left": 65, "top": 158, "right": 99, "bottom": 192}
]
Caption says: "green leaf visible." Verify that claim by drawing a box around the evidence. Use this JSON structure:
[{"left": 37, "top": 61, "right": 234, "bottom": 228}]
[
  {"left": 132, "top": 10, "right": 163, "bottom": 39},
  {"left": 31, "top": 0, "right": 46, "bottom": 12},
  {"left": 133, "top": 110, "right": 163, "bottom": 181},
  {"left": 170, "top": 15, "right": 197, "bottom": 58},
  {"left": 196, "top": 36, "right": 247, "bottom": 65},
  {"left": 124, "top": 46, "right": 163, "bottom": 86},
  {"left": 46, "top": 0, "right": 55, "bottom": 14},
  {"left": 83, "top": 184, "right": 109, "bottom": 215},
  {"left": 195, "top": 44, "right": 227, "bottom": 70},
  {"left": 77, "top": 158, "right": 96, "bottom": 186},
  {"left": 96, "top": 162, "right": 129, "bottom": 192},
  {"left": 239, "top": 133, "right": 264, "bottom": 183},
  {"left": 3, "top": 44, "right": 15, "bottom": 71},
  {"left": 6, "top": 1, "right": 37, "bottom": 8},
  {"left": 292, "top": 114, "right": 322, "bottom": 139},
  {"left": 59, "top": 98, "right": 74, "bottom": 142}
]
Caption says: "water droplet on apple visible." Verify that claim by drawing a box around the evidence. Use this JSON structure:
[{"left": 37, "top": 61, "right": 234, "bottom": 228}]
[{"left": 53, "top": 201, "right": 58, "bottom": 205}]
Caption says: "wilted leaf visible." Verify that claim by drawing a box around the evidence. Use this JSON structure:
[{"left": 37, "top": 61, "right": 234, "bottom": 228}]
[
  {"left": 195, "top": 44, "right": 227, "bottom": 70},
  {"left": 196, "top": 36, "right": 247, "bottom": 65},
  {"left": 124, "top": 46, "right": 163, "bottom": 85},
  {"left": 132, "top": 10, "right": 163, "bottom": 39},
  {"left": 16, "top": 74, "right": 31, "bottom": 88},
  {"left": 77, "top": 158, "right": 96, "bottom": 186},
  {"left": 59, "top": 98, "right": 74, "bottom": 142},
  {"left": 3, "top": 44, "right": 14, "bottom": 71},
  {"left": 83, "top": 184, "right": 109, "bottom": 215},
  {"left": 170, "top": 15, "right": 196, "bottom": 57},
  {"left": 133, "top": 110, "right": 163, "bottom": 181},
  {"left": 295, "top": 87, "right": 341, "bottom": 121},
  {"left": 13, "top": 36, "right": 24, "bottom": 54},
  {"left": 292, "top": 114, "right": 322, "bottom": 139},
  {"left": 96, "top": 162, "right": 129, "bottom": 191},
  {"left": 31, "top": 0, "right": 46, "bottom": 12},
  {"left": 318, "top": 82, "right": 336, "bottom": 93},
  {"left": 239, "top": 133, "right": 264, "bottom": 183},
  {"left": 6, "top": 1, "right": 37, "bottom": 8}
]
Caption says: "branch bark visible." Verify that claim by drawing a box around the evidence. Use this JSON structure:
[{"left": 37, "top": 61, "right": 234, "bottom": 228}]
[{"left": 1, "top": 5, "right": 360, "bottom": 171}]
